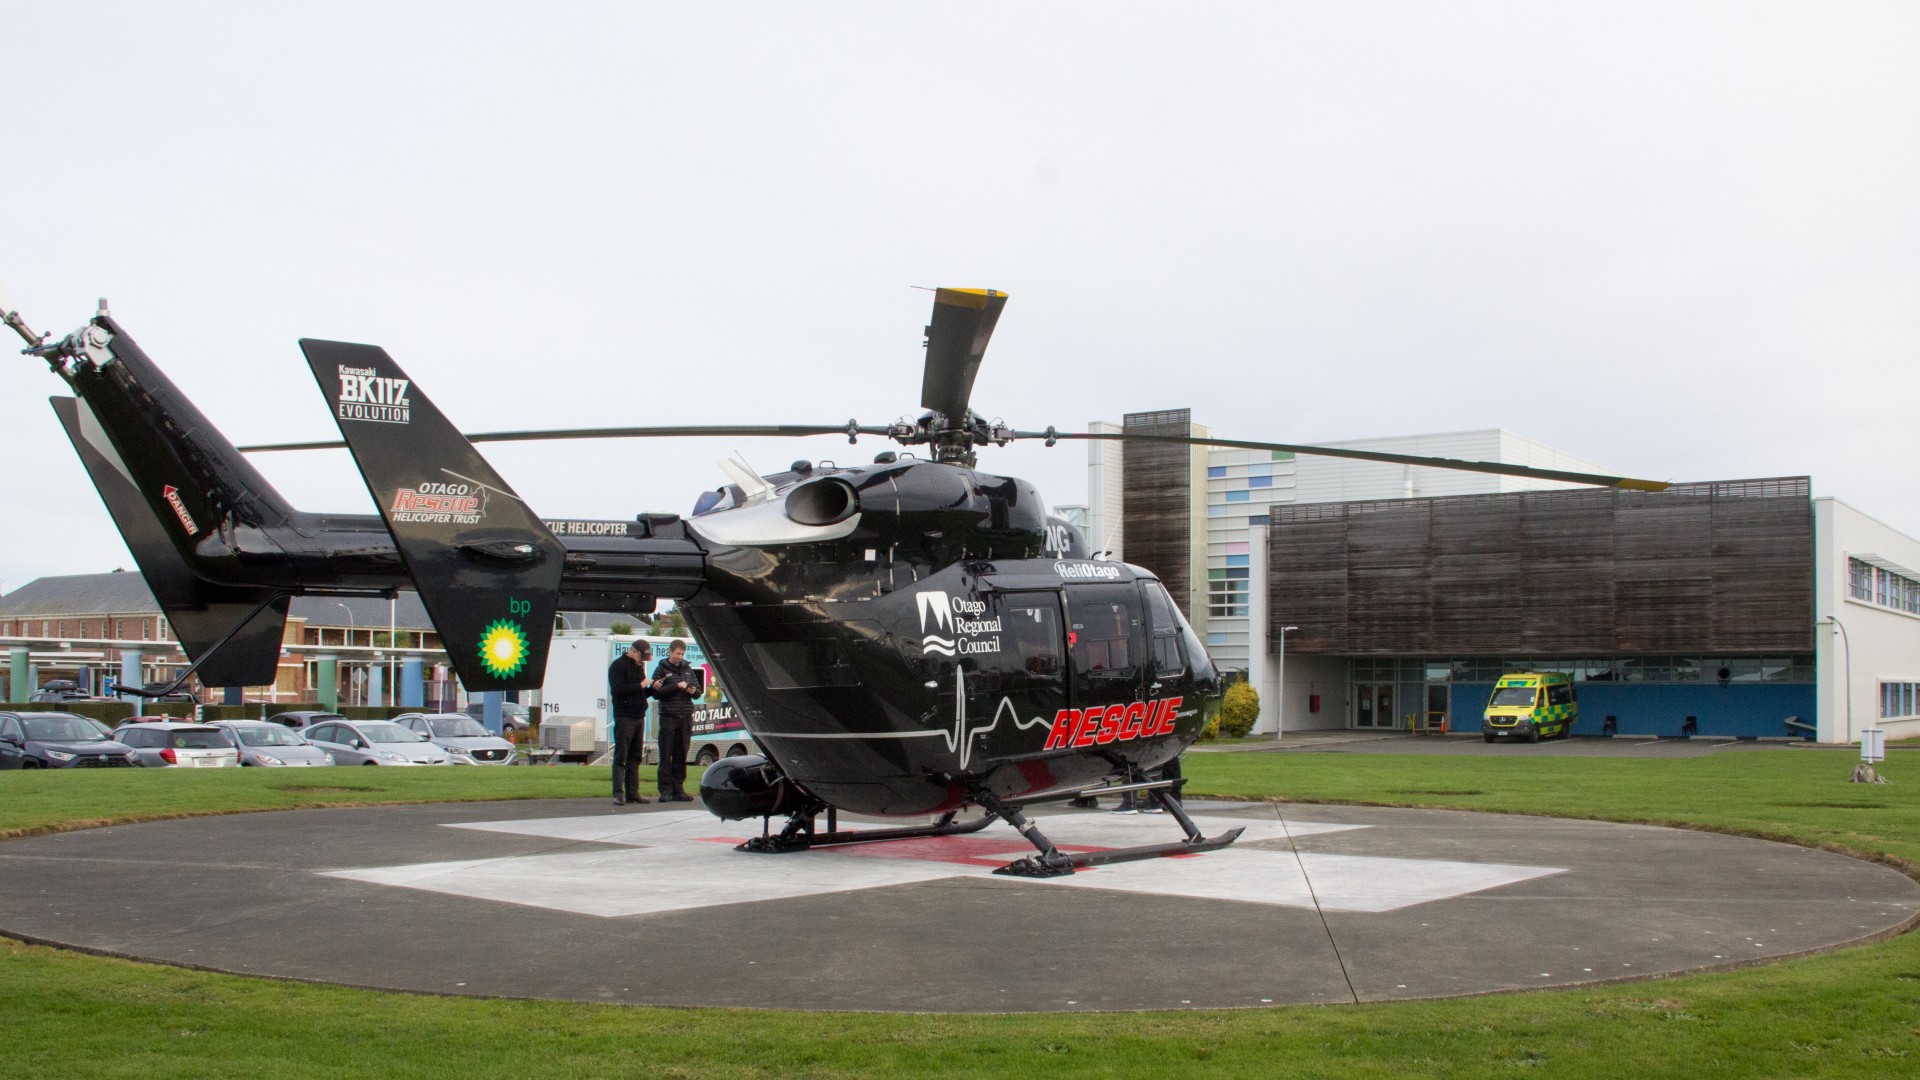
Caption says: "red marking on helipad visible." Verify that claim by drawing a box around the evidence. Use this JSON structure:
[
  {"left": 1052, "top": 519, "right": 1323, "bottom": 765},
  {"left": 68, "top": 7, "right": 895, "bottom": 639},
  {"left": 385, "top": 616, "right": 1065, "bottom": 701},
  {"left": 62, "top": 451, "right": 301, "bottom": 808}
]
[{"left": 698, "top": 835, "right": 1109, "bottom": 869}]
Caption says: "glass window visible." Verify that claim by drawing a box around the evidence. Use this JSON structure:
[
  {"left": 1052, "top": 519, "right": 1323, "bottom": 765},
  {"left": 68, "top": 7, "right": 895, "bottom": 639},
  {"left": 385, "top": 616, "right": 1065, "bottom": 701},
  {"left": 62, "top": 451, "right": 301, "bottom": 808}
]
[
  {"left": 171, "top": 730, "right": 232, "bottom": 749},
  {"left": 1226, "top": 554, "right": 1249, "bottom": 567},
  {"left": 1225, "top": 490, "right": 1250, "bottom": 503},
  {"left": 24, "top": 715, "right": 107, "bottom": 742},
  {"left": 1206, "top": 466, "right": 1226, "bottom": 478},
  {"left": 1069, "top": 586, "right": 1140, "bottom": 679},
  {"left": 1248, "top": 515, "right": 1269, "bottom": 526},
  {"left": 1248, "top": 475, "right": 1273, "bottom": 488}
]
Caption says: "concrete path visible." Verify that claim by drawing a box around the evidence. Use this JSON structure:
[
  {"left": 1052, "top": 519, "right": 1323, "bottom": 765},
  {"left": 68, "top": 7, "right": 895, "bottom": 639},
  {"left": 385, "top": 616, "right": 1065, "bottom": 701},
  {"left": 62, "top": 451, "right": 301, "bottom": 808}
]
[{"left": 1, "top": 799, "right": 1913, "bottom": 1012}]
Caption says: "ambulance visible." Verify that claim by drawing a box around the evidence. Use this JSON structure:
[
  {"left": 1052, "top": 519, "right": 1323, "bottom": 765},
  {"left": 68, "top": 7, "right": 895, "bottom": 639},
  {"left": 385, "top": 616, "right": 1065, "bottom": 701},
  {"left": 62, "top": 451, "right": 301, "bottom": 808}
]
[{"left": 1481, "top": 672, "right": 1577, "bottom": 743}]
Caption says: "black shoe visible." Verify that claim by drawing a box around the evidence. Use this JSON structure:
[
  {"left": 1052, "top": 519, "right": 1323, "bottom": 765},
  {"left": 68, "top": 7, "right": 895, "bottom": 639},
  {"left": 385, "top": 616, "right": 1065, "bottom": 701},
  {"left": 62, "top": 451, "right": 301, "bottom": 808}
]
[
  {"left": 612, "top": 796, "right": 626, "bottom": 807},
  {"left": 672, "top": 792, "right": 695, "bottom": 802},
  {"left": 629, "top": 795, "right": 651, "bottom": 805}
]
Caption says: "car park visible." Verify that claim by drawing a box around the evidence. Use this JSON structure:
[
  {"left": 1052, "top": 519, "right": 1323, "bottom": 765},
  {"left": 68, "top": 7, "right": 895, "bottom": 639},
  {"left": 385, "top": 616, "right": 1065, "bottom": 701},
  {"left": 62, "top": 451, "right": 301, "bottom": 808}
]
[
  {"left": 394, "top": 712, "right": 516, "bottom": 765},
  {"left": 0, "top": 711, "right": 137, "bottom": 768},
  {"left": 265, "top": 710, "right": 348, "bottom": 732},
  {"left": 302, "top": 719, "right": 450, "bottom": 766},
  {"left": 209, "top": 720, "right": 334, "bottom": 767},
  {"left": 112, "top": 721, "right": 241, "bottom": 768}
]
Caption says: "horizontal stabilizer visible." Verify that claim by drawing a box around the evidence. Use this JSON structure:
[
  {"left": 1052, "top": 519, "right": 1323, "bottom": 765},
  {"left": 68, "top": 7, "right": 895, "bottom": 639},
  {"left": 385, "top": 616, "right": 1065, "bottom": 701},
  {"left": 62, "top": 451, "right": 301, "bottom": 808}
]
[
  {"left": 298, "top": 339, "right": 564, "bottom": 691},
  {"left": 51, "top": 396, "right": 289, "bottom": 687}
]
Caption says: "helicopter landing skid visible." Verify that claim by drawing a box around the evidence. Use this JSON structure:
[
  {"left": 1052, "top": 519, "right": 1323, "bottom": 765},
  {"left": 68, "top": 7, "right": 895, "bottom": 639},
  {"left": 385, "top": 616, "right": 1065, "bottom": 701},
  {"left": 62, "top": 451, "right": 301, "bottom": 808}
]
[
  {"left": 978, "top": 785, "right": 1246, "bottom": 878},
  {"left": 736, "top": 807, "right": 995, "bottom": 854}
]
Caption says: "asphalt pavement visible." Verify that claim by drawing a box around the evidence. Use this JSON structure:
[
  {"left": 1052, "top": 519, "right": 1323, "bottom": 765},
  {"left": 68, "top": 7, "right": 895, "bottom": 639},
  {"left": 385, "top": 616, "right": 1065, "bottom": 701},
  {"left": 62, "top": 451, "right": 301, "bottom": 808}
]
[{"left": 1, "top": 796, "right": 1913, "bottom": 1012}]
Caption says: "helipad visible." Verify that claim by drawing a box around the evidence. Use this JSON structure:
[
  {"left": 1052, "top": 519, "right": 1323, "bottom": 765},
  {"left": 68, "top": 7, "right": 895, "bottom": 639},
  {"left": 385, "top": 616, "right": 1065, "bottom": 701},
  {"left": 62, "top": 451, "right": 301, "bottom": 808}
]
[{"left": 1, "top": 798, "right": 1913, "bottom": 1012}]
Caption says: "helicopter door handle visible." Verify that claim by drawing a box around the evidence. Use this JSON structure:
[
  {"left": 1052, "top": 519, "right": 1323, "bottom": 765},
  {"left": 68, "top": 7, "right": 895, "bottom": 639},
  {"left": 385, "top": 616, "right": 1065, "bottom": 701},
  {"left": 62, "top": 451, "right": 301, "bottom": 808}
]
[
  {"left": 924, "top": 681, "right": 938, "bottom": 689},
  {"left": 1149, "top": 681, "right": 1163, "bottom": 691}
]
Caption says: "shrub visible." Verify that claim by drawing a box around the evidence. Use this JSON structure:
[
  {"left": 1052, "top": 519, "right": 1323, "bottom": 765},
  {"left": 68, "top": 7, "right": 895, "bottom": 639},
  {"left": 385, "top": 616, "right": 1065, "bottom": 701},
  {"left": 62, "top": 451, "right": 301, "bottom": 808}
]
[
  {"left": 1198, "top": 713, "right": 1221, "bottom": 741},
  {"left": 1218, "top": 682, "right": 1260, "bottom": 739}
]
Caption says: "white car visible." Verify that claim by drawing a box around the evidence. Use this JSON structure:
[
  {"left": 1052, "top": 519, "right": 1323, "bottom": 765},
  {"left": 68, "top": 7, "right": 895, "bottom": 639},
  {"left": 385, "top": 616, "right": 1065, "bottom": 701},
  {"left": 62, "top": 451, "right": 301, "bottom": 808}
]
[
  {"left": 210, "top": 720, "right": 335, "bottom": 767},
  {"left": 301, "top": 719, "right": 450, "bottom": 766},
  {"left": 112, "top": 721, "right": 241, "bottom": 768},
  {"left": 394, "top": 712, "right": 517, "bottom": 765}
]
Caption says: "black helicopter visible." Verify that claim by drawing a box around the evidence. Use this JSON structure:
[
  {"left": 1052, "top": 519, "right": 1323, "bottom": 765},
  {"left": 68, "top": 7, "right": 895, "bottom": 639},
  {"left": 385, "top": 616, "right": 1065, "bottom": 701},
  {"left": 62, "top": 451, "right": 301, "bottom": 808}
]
[{"left": 4, "top": 288, "right": 1665, "bottom": 876}]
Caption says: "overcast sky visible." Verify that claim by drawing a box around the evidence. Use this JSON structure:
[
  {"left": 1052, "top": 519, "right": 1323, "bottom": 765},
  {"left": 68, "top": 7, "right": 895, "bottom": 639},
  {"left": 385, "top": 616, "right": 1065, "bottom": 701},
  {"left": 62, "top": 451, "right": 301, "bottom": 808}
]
[{"left": 4, "top": 2, "right": 1916, "bottom": 593}]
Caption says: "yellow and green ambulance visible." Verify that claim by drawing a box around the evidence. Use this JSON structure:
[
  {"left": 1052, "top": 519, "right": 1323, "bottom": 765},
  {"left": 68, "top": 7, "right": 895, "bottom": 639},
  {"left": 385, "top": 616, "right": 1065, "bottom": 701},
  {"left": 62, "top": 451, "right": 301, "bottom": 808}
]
[{"left": 1482, "top": 672, "right": 1577, "bottom": 743}]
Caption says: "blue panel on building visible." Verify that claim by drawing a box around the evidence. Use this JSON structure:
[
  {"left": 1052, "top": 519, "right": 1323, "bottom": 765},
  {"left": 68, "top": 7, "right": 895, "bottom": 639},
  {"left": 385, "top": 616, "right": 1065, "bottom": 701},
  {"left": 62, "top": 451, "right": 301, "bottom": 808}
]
[{"left": 1448, "top": 682, "right": 1815, "bottom": 738}]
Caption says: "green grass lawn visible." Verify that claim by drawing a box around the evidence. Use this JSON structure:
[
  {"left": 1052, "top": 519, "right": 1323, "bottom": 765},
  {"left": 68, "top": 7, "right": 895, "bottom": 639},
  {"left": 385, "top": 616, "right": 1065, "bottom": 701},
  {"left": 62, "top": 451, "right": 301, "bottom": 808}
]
[{"left": 1, "top": 750, "right": 1917, "bottom": 1078}]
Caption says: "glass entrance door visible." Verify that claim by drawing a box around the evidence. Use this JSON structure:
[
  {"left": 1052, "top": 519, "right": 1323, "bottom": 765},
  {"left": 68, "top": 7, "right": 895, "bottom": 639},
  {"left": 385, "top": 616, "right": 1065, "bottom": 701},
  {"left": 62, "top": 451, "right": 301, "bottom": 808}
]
[{"left": 1354, "top": 683, "right": 1395, "bottom": 728}]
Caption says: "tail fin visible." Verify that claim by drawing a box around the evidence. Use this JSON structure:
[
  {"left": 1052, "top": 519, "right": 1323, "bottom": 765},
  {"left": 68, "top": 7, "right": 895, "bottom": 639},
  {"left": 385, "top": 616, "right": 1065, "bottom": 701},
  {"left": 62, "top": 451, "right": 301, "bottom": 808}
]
[
  {"left": 298, "top": 339, "right": 564, "bottom": 691},
  {"left": 59, "top": 316, "right": 297, "bottom": 546},
  {"left": 50, "top": 396, "right": 289, "bottom": 686}
]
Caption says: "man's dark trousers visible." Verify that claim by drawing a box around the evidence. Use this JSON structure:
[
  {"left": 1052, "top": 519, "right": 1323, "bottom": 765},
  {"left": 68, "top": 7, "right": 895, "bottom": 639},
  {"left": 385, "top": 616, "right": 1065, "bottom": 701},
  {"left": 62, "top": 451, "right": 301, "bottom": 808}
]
[
  {"left": 613, "top": 714, "right": 646, "bottom": 801},
  {"left": 657, "top": 713, "right": 691, "bottom": 798}
]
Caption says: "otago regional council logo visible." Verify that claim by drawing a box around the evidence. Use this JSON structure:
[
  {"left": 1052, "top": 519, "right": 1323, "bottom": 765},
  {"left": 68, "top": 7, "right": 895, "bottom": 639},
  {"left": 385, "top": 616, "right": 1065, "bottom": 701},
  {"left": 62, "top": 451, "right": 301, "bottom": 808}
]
[{"left": 478, "top": 619, "right": 530, "bottom": 678}]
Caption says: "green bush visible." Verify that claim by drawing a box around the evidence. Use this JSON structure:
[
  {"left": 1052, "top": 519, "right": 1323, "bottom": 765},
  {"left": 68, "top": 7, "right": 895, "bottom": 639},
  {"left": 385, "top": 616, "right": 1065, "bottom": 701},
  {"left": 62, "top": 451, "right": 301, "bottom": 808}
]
[
  {"left": 1198, "top": 713, "right": 1221, "bottom": 741},
  {"left": 1218, "top": 682, "right": 1260, "bottom": 739}
]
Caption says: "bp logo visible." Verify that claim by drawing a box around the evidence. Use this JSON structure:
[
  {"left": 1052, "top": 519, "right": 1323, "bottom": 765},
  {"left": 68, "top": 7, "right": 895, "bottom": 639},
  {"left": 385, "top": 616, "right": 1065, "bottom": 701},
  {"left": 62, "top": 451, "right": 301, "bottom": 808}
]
[{"left": 478, "top": 619, "right": 530, "bottom": 679}]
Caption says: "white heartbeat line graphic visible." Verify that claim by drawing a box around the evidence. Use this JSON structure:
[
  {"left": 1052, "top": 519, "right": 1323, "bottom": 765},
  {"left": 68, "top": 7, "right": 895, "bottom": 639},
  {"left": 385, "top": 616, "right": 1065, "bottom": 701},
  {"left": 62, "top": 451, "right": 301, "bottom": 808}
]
[
  {"left": 943, "top": 668, "right": 1051, "bottom": 770},
  {"left": 917, "top": 590, "right": 956, "bottom": 656}
]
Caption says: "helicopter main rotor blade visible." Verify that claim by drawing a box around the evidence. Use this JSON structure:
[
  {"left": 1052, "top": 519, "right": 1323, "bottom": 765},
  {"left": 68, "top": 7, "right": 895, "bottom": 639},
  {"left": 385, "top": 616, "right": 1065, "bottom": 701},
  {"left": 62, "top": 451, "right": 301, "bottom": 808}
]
[
  {"left": 1020, "top": 430, "right": 1670, "bottom": 492},
  {"left": 238, "top": 423, "right": 892, "bottom": 453},
  {"left": 919, "top": 288, "right": 1007, "bottom": 420}
]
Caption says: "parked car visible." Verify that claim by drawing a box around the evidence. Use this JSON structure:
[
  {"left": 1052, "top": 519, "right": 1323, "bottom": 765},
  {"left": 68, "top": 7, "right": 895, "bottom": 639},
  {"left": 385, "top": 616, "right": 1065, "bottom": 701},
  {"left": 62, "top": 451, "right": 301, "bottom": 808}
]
[
  {"left": 394, "top": 712, "right": 517, "bottom": 765},
  {"left": 265, "top": 710, "right": 348, "bottom": 732},
  {"left": 208, "top": 720, "right": 334, "bottom": 767},
  {"left": 0, "top": 711, "right": 137, "bottom": 768},
  {"left": 464, "top": 701, "right": 532, "bottom": 731},
  {"left": 27, "top": 679, "right": 114, "bottom": 704},
  {"left": 112, "top": 721, "right": 241, "bottom": 768},
  {"left": 301, "top": 719, "right": 450, "bottom": 766}
]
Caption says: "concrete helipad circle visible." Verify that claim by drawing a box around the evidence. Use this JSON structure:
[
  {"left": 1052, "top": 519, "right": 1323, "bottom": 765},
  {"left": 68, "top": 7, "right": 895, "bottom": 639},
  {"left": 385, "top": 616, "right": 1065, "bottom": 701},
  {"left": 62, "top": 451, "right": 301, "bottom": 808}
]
[{"left": 2, "top": 799, "right": 1914, "bottom": 1012}]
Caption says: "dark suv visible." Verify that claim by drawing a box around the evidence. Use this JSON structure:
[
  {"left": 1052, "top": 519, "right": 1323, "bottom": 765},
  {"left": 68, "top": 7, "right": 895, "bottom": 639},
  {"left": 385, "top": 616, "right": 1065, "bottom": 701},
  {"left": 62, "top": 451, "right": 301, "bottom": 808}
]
[{"left": 0, "top": 711, "right": 137, "bottom": 768}]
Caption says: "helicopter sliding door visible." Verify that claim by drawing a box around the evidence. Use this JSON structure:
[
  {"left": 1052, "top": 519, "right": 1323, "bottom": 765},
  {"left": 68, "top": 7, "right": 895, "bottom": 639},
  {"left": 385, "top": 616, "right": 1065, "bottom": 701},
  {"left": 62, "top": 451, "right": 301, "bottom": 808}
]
[
  {"left": 1067, "top": 584, "right": 1148, "bottom": 709},
  {"left": 959, "top": 591, "right": 1069, "bottom": 767}
]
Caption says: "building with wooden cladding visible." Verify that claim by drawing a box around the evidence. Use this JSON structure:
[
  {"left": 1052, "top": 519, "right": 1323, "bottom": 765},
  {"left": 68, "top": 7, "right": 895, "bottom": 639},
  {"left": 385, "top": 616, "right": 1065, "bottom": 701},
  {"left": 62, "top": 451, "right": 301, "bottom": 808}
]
[{"left": 1087, "top": 415, "right": 1916, "bottom": 745}]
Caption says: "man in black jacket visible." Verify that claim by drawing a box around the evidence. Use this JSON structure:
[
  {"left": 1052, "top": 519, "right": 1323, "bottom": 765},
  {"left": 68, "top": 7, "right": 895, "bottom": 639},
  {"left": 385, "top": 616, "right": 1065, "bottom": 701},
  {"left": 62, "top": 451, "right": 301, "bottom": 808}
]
[
  {"left": 607, "top": 640, "right": 654, "bottom": 806},
  {"left": 651, "top": 639, "right": 700, "bottom": 802}
]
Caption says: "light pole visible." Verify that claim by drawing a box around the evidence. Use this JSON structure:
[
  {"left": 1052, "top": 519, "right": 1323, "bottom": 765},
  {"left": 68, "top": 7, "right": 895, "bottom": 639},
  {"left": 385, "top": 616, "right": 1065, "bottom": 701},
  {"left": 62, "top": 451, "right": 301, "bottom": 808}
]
[
  {"left": 1819, "top": 615, "right": 1852, "bottom": 744},
  {"left": 336, "top": 603, "right": 357, "bottom": 706},
  {"left": 1276, "top": 625, "right": 1298, "bottom": 740}
]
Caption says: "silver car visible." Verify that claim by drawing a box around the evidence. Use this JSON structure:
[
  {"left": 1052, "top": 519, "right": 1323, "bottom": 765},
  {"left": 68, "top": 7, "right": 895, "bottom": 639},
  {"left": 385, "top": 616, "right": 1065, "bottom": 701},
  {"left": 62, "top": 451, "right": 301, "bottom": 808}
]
[
  {"left": 112, "top": 721, "right": 241, "bottom": 768},
  {"left": 394, "top": 712, "right": 517, "bottom": 765},
  {"left": 210, "top": 720, "right": 335, "bottom": 767},
  {"left": 302, "top": 719, "right": 450, "bottom": 766}
]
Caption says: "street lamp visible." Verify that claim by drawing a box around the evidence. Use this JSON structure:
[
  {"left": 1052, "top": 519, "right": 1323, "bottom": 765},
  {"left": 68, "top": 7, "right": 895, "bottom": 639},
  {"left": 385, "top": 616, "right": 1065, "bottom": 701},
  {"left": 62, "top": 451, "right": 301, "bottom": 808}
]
[
  {"left": 336, "top": 603, "right": 357, "bottom": 706},
  {"left": 1819, "top": 615, "right": 1852, "bottom": 745},
  {"left": 1276, "top": 626, "right": 1298, "bottom": 740}
]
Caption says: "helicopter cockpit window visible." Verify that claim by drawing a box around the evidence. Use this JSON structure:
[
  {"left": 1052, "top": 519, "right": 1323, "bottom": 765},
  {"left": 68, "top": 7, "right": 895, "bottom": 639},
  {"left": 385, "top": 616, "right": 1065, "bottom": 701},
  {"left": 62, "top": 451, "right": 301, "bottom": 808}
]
[
  {"left": 1069, "top": 586, "right": 1139, "bottom": 680},
  {"left": 1143, "top": 582, "right": 1187, "bottom": 679},
  {"left": 743, "top": 639, "right": 860, "bottom": 690}
]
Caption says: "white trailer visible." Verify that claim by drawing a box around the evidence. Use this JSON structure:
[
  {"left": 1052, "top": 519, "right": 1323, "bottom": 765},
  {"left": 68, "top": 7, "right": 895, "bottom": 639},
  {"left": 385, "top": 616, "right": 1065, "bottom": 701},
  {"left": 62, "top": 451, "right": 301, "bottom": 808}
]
[{"left": 538, "top": 630, "right": 758, "bottom": 765}]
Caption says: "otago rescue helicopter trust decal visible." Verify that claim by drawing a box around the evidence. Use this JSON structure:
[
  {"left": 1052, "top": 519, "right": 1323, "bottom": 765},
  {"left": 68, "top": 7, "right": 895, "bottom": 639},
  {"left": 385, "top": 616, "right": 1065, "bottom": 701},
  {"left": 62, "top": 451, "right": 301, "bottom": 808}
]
[
  {"left": 160, "top": 485, "right": 199, "bottom": 536},
  {"left": 334, "top": 364, "right": 411, "bottom": 425},
  {"left": 544, "top": 519, "right": 633, "bottom": 537},
  {"left": 390, "top": 481, "right": 488, "bottom": 525}
]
